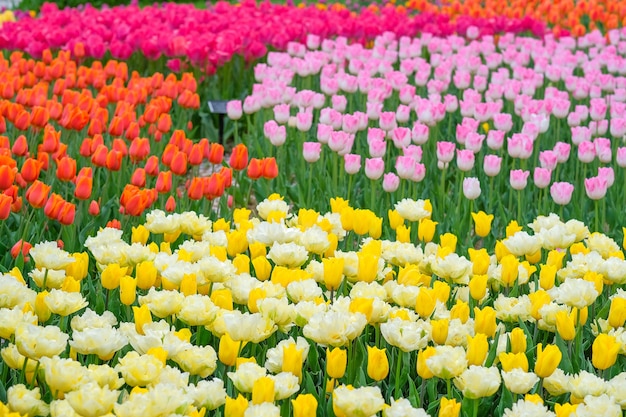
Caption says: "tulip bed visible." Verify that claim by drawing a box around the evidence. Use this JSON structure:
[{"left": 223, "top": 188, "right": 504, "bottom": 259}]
[{"left": 1, "top": 2, "right": 626, "bottom": 417}]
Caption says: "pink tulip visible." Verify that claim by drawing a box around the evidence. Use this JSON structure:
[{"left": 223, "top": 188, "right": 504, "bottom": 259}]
[
  {"left": 316, "top": 124, "right": 333, "bottom": 144},
  {"left": 273, "top": 104, "right": 291, "bottom": 124},
  {"left": 610, "top": 118, "right": 626, "bottom": 138},
  {"left": 598, "top": 167, "right": 615, "bottom": 187},
  {"left": 296, "top": 112, "right": 313, "bottom": 132},
  {"left": 342, "top": 114, "right": 360, "bottom": 134},
  {"left": 584, "top": 176, "right": 608, "bottom": 200},
  {"left": 399, "top": 85, "right": 416, "bottom": 104},
  {"left": 589, "top": 120, "right": 608, "bottom": 136},
  {"left": 319, "top": 108, "right": 342, "bottom": 129},
  {"left": 403, "top": 145, "right": 422, "bottom": 162},
  {"left": 396, "top": 105, "right": 411, "bottom": 124},
  {"left": 332, "top": 95, "right": 347, "bottom": 112},
  {"left": 550, "top": 182, "right": 574, "bottom": 205},
  {"left": 577, "top": 141, "right": 596, "bottom": 163},
  {"left": 379, "top": 111, "right": 397, "bottom": 131},
  {"left": 306, "top": 34, "right": 320, "bottom": 50},
  {"left": 411, "top": 163, "right": 426, "bottom": 182},
  {"left": 486, "top": 130, "right": 505, "bottom": 151},
  {"left": 456, "top": 149, "right": 475, "bottom": 172},
  {"left": 462, "top": 177, "right": 481, "bottom": 200},
  {"left": 551, "top": 99, "right": 571, "bottom": 119},
  {"left": 303, "top": 142, "right": 321, "bottom": 163},
  {"left": 589, "top": 98, "right": 607, "bottom": 121},
  {"left": 533, "top": 167, "right": 552, "bottom": 189},
  {"left": 539, "top": 150, "right": 558, "bottom": 171},
  {"left": 483, "top": 155, "right": 502, "bottom": 177},
  {"left": 243, "top": 95, "right": 261, "bottom": 114},
  {"left": 436, "top": 141, "right": 455, "bottom": 163},
  {"left": 510, "top": 169, "right": 530, "bottom": 190},
  {"left": 227, "top": 100, "right": 243, "bottom": 120},
  {"left": 263, "top": 120, "right": 287, "bottom": 147},
  {"left": 553, "top": 142, "right": 571, "bottom": 163},
  {"left": 367, "top": 128, "right": 386, "bottom": 145},
  {"left": 617, "top": 147, "right": 626, "bottom": 168},
  {"left": 368, "top": 139, "right": 387, "bottom": 158},
  {"left": 395, "top": 155, "right": 416, "bottom": 180},
  {"left": 367, "top": 102, "right": 383, "bottom": 120},
  {"left": 391, "top": 127, "right": 411, "bottom": 149},
  {"left": 507, "top": 133, "right": 533, "bottom": 159},
  {"left": 382, "top": 172, "right": 400, "bottom": 192},
  {"left": 594, "top": 138, "right": 612, "bottom": 163},
  {"left": 493, "top": 113, "right": 513, "bottom": 132},
  {"left": 411, "top": 122, "right": 429, "bottom": 145},
  {"left": 365, "top": 157, "right": 385, "bottom": 180},
  {"left": 465, "top": 132, "right": 485, "bottom": 153},
  {"left": 571, "top": 126, "right": 592, "bottom": 146},
  {"left": 444, "top": 95, "right": 458, "bottom": 113},
  {"left": 344, "top": 154, "right": 361, "bottom": 174}
]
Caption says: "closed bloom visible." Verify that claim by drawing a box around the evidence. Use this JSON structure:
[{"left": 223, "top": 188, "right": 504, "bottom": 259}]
[
  {"left": 292, "top": 393, "right": 317, "bottom": 417},
  {"left": 510, "top": 169, "right": 530, "bottom": 190},
  {"left": 462, "top": 177, "right": 481, "bottom": 200},
  {"left": 534, "top": 343, "right": 562, "bottom": 378},
  {"left": 584, "top": 176, "right": 608, "bottom": 200},
  {"left": 367, "top": 346, "right": 389, "bottom": 381},
  {"left": 472, "top": 211, "right": 494, "bottom": 237},
  {"left": 465, "top": 333, "right": 489, "bottom": 366},
  {"left": 454, "top": 365, "right": 501, "bottom": 399},
  {"left": 326, "top": 347, "right": 347, "bottom": 379},
  {"left": 438, "top": 397, "right": 461, "bottom": 417},
  {"left": 592, "top": 333, "right": 621, "bottom": 370}
]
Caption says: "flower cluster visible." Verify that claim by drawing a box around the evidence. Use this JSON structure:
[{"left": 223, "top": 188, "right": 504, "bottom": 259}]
[{"left": 1, "top": 196, "right": 626, "bottom": 416}]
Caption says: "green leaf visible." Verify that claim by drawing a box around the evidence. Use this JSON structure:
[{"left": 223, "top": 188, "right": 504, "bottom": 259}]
[
  {"left": 484, "top": 328, "right": 502, "bottom": 367},
  {"left": 408, "top": 378, "right": 419, "bottom": 408},
  {"left": 0, "top": 378, "right": 6, "bottom": 403},
  {"left": 554, "top": 334, "right": 573, "bottom": 374}
]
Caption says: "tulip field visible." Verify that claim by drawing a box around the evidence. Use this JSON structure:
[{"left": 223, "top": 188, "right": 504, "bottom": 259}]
[{"left": 3, "top": 1, "right": 626, "bottom": 417}]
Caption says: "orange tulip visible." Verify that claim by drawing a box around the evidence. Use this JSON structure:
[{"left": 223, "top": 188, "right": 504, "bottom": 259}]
[
  {"left": 11, "top": 135, "right": 28, "bottom": 157},
  {"left": 106, "top": 149, "right": 123, "bottom": 171},
  {"left": 0, "top": 165, "right": 16, "bottom": 190},
  {"left": 30, "top": 106, "right": 49, "bottom": 128},
  {"left": 57, "top": 201, "right": 76, "bottom": 225},
  {"left": 206, "top": 142, "right": 224, "bottom": 164},
  {"left": 91, "top": 144, "right": 108, "bottom": 167},
  {"left": 20, "top": 157, "right": 42, "bottom": 182},
  {"left": 156, "top": 170, "right": 172, "bottom": 193},
  {"left": 247, "top": 158, "right": 263, "bottom": 180},
  {"left": 144, "top": 155, "right": 160, "bottom": 176},
  {"left": 25, "top": 180, "right": 50, "bottom": 208},
  {"left": 156, "top": 113, "right": 172, "bottom": 133},
  {"left": 187, "top": 177, "right": 204, "bottom": 200},
  {"left": 165, "top": 195, "right": 176, "bottom": 212},
  {"left": 170, "top": 150, "right": 187, "bottom": 176},
  {"left": 129, "top": 137, "right": 150, "bottom": 162},
  {"left": 88, "top": 200, "right": 100, "bottom": 216},
  {"left": 55, "top": 156, "right": 76, "bottom": 181},
  {"left": 188, "top": 143, "right": 204, "bottom": 166},
  {"left": 0, "top": 193, "right": 11, "bottom": 220},
  {"left": 262, "top": 157, "right": 278, "bottom": 179},
  {"left": 229, "top": 144, "right": 248, "bottom": 171},
  {"left": 130, "top": 167, "right": 147, "bottom": 187},
  {"left": 44, "top": 193, "right": 65, "bottom": 220},
  {"left": 13, "top": 109, "right": 30, "bottom": 131},
  {"left": 11, "top": 239, "right": 32, "bottom": 261},
  {"left": 74, "top": 175, "right": 92, "bottom": 200}
]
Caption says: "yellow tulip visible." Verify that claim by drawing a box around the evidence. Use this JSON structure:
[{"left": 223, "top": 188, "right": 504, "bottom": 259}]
[
  {"left": 418, "top": 218, "right": 437, "bottom": 242},
  {"left": 539, "top": 264, "right": 557, "bottom": 290},
  {"left": 282, "top": 344, "right": 304, "bottom": 381},
  {"left": 546, "top": 249, "right": 566, "bottom": 269},
  {"left": 132, "top": 304, "right": 152, "bottom": 335},
  {"left": 326, "top": 348, "right": 347, "bottom": 379},
  {"left": 534, "top": 343, "right": 562, "bottom": 378},
  {"left": 292, "top": 393, "right": 317, "bottom": 417},
  {"left": 61, "top": 276, "right": 81, "bottom": 293},
  {"left": 339, "top": 206, "right": 355, "bottom": 231},
  {"left": 252, "top": 256, "right": 272, "bottom": 281},
  {"left": 500, "top": 254, "right": 519, "bottom": 287},
  {"left": 471, "top": 211, "right": 494, "bottom": 237},
  {"left": 498, "top": 352, "right": 529, "bottom": 372},
  {"left": 232, "top": 254, "right": 250, "bottom": 274},
  {"left": 439, "top": 233, "right": 457, "bottom": 252},
  {"left": 322, "top": 257, "right": 344, "bottom": 291},
  {"left": 509, "top": 328, "right": 527, "bottom": 354},
  {"left": 528, "top": 290, "right": 551, "bottom": 321},
  {"left": 368, "top": 215, "right": 382, "bottom": 239},
  {"left": 65, "top": 252, "right": 89, "bottom": 281},
  {"left": 330, "top": 197, "right": 350, "bottom": 214},
  {"left": 210, "top": 246, "right": 227, "bottom": 261},
  {"left": 388, "top": 209, "right": 404, "bottom": 230},
  {"left": 449, "top": 300, "right": 469, "bottom": 323},
  {"left": 179, "top": 274, "right": 197, "bottom": 297},
  {"left": 555, "top": 311, "right": 575, "bottom": 341},
  {"left": 101, "top": 263, "right": 126, "bottom": 290},
  {"left": 247, "top": 288, "right": 266, "bottom": 314},
  {"left": 555, "top": 403, "right": 578, "bottom": 417},
  {"left": 608, "top": 297, "right": 626, "bottom": 328},
  {"left": 227, "top": 229, "right": 249, "bottom": 258},
  {"left": 415, "top": 287, "right": 436, "bottom": 319},
  {"left": 35, "top": 291, "right": 51, "bottom": 322},
  {"left": 432, "top": 281, "right": 451, "bottom": 304},
  {"left": 324, "top": 233, "right": 339, "bottom": 258},
  {"left": 349, "top": 297, "right": 374, "bottom": 322},
  {"left": 357, "top": 252, "right": 379, "bottom": 283},
  {"left": 417, "top": 347, "right": 436, "bottom": 379},
  {"left": 224, "top": 394, "right": 248, "bottom": 417},
  {"left": 569, "top": 242, "right": 589, "bottom": 255},
  {"left": 592, "top": 334, "right": 621, "bottom": 370},
  {"left": 474, "top": 307, "right": 497, "bottom": 337},
  {"left": 135, "top": 261, "right": 157, "bottom": 290},
  {"left": 494, "top": 240, "right": 511, "bottom": 261},
  {"left": 120, "top": 275, "right": 137, "bottom": 306},
  {"left": 505, "top": 220, "right": 522, "bottom": 237},
  {"left": 219, "top": 333, "right": 241, "bottom": 367},
  {"left": 211, "top": 288, "right": 233, "bottom": 311},
  {"left": 431, "top": 319, "right": 449, "bottom": 345},
  {"left": 438, "top": 397, "right": 461, "bottom": 417},
  {"left": 466, "top": 333, "right": 489, "bottom": 366},
  {"left": 468, "top": 274, "right": 488, "bottom": 301},
  {"left": 248, "top": 242, "right": 267, "bottom": 260},
  {"left": 468, "top": 248, "right": 490, "bottom": 275},
  {"left": 252, "top": 376, "right": 275, "bottom": 404},
  {"left": 396, "top": 225, "right": 411, "bottom": 243},
  {"left": 366, "top": 346, "right": 389, "bottom": 381},
  {"left": 131, "top": 225, "right": 150, "bottom": 245}
]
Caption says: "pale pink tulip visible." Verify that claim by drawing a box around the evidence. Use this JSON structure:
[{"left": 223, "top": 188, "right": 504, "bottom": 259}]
[
  {"left": 577, "top": 141, "right": 596, "bottom": 163},
  {"left": 486, "top": 130, "right": 505, "bottom": 150},
  {"left": 550, "top": 182, "right": 574, "bottom": 205},
  {"left": 463, "top": 177, "right": 481, "bottom": 200},
  {"left": 616, "top": 147, "right": 626, "bottom": 167},
  {"left": 598, "top": 167, "right": 615, "bottom": 187},
  {"left": 510, "top": 169, "right": 530, "bottom": 190},
  {"left": 584, "top": 176, "right": 608, "bottom": 200},
  {"left": 344, "top": 154, "right": 361, "bottom": 174},
  {"left": 483, "top": 155, "right": 502, "bottom": 177},
  {"left": 332, "top": 95, "right": 347, "bottom": 112},
  {"left": 411, "top": 122, "right": 429, "bottom": 145},
  {"left": 382, "top": 172, "right": 400, "bottom": 192},
  {"left": 539, "top": 150, "right": 558, "bottom": 171},
  {"left": 456, "top": 149, "right": 475, "bottom": 172},
  {"left": 303, "top": 142, "right": 321, "bottom": 163},
  {"left": 533, "top": 167, "right": 552, "bottom": 189},
  {"left": 553, "top": 142, "right": 571, "bottom": 163},
  {"left": 227, "top": 100, "right": 243, "bottom": 120},
  {"left": 365, "top": 157, "right": 385, "bottom": 180},
  {"left": 391, "top": 127, "right": 411, "bottom": 149},
  {"left": 273, "top": 104, "right": 291, "bottom": 124},
  {"left": 436, "top": 141, "right": 455, "bottom": 163}
]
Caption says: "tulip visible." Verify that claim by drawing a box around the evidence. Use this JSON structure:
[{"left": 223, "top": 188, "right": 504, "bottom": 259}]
[
  {"left": 591, "top": 334, "right": 621, "bottom": 370},
  {"left": 462, "top": 177, "right": 481, "bottom": 200},
  {"left": 292, "top": 394, "right": 317, "bottom": 417},
  {"left": 326, "top": 347, "right": 347, "bottom": 379},
  {"left": 466, "top": 333, "right": 489, "bottom": 366},
  {"left": 132, "top": 304, "right": 152, "bottom": 335},
  {"left": 438, "top": 397, "right": 461, "bottom": 417},
  {"left": 252, "top": 256, "right": 272, "bottom": 281},
  {"left": 500, "top": 255, "right": 519, "bottom": 287},
  {"left": 483, "top": 154, "right": 502, "bottom": 176},
  {"left": 509, "top": 169, "right": 530, "bottom": 190},
  {"left": 418, "top": 218, "right": 437, "bottom": 242},
  {"left": 474, "top": 306, "right": 497, "bottom": 337},
  {"left": 471, "top": 211, "right": 493, "bottom": 237},
  {"left": 229, "top": 144, "right": 248, "bottom": 171},
  {"left": 534, "top": 344, "right": 562, "bottom": 378},
  {"left": 417, "top": 347, "right": 436, "bottom": 379},
  {"left": 224, "top": 394, "right": 248, "bottom": 417},
  {"left": 416, "top": 287, "right": 436, "bottom": 318},
  {"left": 25, "top": 180, "right": 50, "bottom": 208},
  {"left": 282, "top": 344, "right": 303, "bottom": 381},
  {"left": 608, "top": 297, "right": 626, "bottom": 328},
  {"left": 468, "top": 248, "right": 490, "bottom": 275},
  {"left": 584, "top": 176, "right": 608, "bottom": 200},
  {"left": 219, "top": 332, "right": 242, "bottom": 367},
  {"left": 431, "top": 319, "right": 449, "bottom": 345},
  {"left": 120, "top": 276, "right": 137, "bottom": 306},
  {"left": 499, "top": 352, "right": 529, "bottom": 372},
  {"left": 302, "top": 142, "right": 321, "bottom": 163},
  {"left": 509, "top": 328, "right": 527, "bottom": 354},
  {"left": 252, "top": 376, "right": 275, "bottom": 404},
  {"left": 367, "top": 346, "right": 389, "bottom": 381}
]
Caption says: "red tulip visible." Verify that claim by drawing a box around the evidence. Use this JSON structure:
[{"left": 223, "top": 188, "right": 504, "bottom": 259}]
[
  {"left": 74, "top": 175, "right": 92, "bottom": 200},
  {"left": 170, "top": 150, "right": 188, "bottom": 176},
  {"left": 57, "top": 201, "right": 76, "bottom": 225},
  {"left": 262, "top": 157, "right": 278, "bottom": 179},
  {"left": 156, "top": 170, "right": 172, "bottom": 193},
  {"left": 144, "top": 155, "right": 160, "bottom": 176},
  {"left": 129, "top": 137, "right": 150, "bottom": 162},
  {"left": 88, "top": 200, "right": 100, "bottom": 216},
  {"left": 25, "top": 180, "right": 50, "bottom": 208},
  {"left": 247, "top": 158, "right": 263, "bottom": 180},
  {"left": 165, "top": 195, "right": 176, "bottom": 212},
  {"left": 0, "top": 193, "right": 11, "bottom": 220},
  {"left": 56, "top": 156, "right": 77, "bottom": 181},
  {"left": 0, "top": 165, "right": 16, "bottom": 190},
  {"left": 11, "top": 135, "right": 28, "bottom": 157},
  {"left": 206, "top": 142, "right": 224, "bottom": 164},
  {"left": 229, "top": 144, "right": 248, "bottom": 171},
  {"left": 20, "top": 158, "right": 42, "bottom": 183},
  {"left": 11, "top": 239, "right": 32, "bottom": 261}
]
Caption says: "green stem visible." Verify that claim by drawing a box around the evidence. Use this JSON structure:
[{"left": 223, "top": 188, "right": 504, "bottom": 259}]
[{"left": 394, "top": 351, "right": 403, "bottom": 400}]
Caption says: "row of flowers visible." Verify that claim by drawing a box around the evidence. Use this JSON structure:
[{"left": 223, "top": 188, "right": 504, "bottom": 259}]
[
  {"left": 1, "top": 197, "right": 626, "bottom": 416},
  {"left": 225, "top": 29, "right": 626, "bottom": 238},
  {"left": 0, "top": 1, "right": 551, "bottom": 72}
]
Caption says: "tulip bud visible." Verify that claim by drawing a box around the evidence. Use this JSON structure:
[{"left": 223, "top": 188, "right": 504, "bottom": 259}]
[
  {"left": 225, "top": 394, "right": 248, "bottom": 417},
  {"left": 608, "top": 297, "right": 626, "bottom": 328},
  {"left": 133, "top": 304, "right": 152, "bottom": 335},
  {"left": 322, "top": 257, "right": 344, "bottom": 291},
  {"left": 326, "top": 348, "right": 347, "bottom": 379},
  {"left": 367, "top": 346, "right": 389, "bottom": 381},
  {"left": 555, "top": 311, "right": 576, "bottom": 341},
  {"left": 466, "top": 334, "right": 488, "bottom": 366},
  {"left": 474, "top": 306, "right": 497, "bottom": 337},
  {"left": 591, "top": 334, "right": 621, "bottom": 370},
  {"left": 219, "top": 333, "right": 241, "bottom": 367},
  {"left": 252, "top": 376, "right": 275, "bottom": 404},
  {"left": 292, "top": 394, "right": 317, "bottom": 417},
  {"left": 431, "top": 319, "right": 449, "bottom": 345},
  {"left": 417, "top": 347, "right": 436, "bottom": 379},
  {"left": 282, "top": 344, "right": 304, "bottom": 381},
  {"left": 534, "top": 343, "right": 562, "bottom": 378},
  {"left": 509, "top": 328, "right": 527, "bottom": 354}
]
